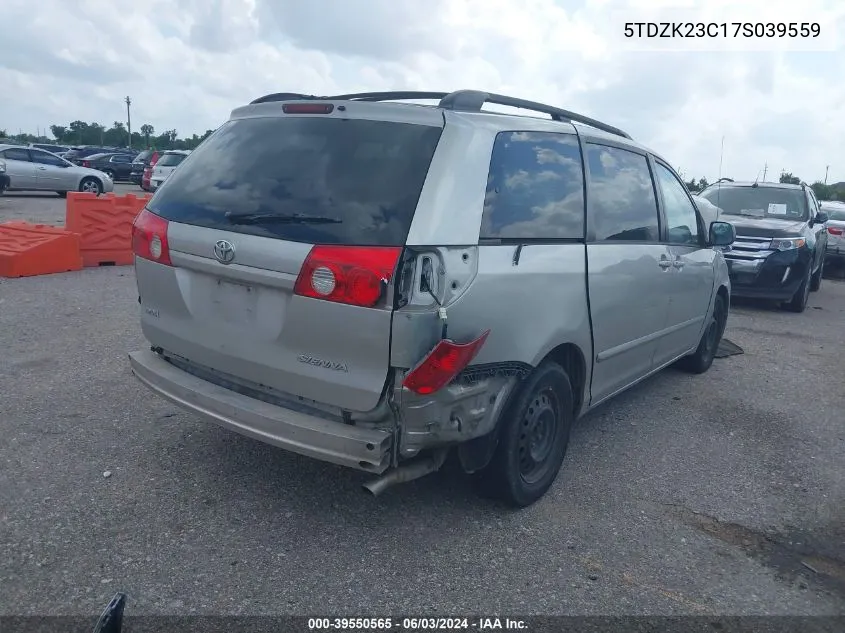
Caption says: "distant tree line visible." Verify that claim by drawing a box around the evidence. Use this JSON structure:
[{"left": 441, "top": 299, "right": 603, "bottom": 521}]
[{"left": 0, "top": 121, "right": 215, "bottom": 151}]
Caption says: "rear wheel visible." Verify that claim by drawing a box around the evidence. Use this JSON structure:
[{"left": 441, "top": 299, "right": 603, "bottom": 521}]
[
  {"left": 676, "top": 294, "right": 726, "bottom": 374},
  {"left": 79, "top": 177, "right": 102, "bottom": 195},
  {"left": 810, "top": 257, "right": 823, "bottom": 291},
  {"left": 472, "top": 361, "right": 573, "bottom": 507},
  {"left": 783, "top": 267, "right": 811, "bottom": 312}
]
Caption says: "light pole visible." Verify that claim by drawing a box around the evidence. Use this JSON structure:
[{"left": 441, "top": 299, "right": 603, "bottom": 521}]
[{"left": 125, "top": 96, "right": 132, "bottom": 148}]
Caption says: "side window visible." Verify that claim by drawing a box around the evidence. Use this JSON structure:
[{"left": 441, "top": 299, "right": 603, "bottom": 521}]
[
  {"left": 2, "top": 148, "right": 31, "bottom": 162},
  {"left": 480, "top": 131, "right": 585, "bottom": 240},
  {"left": 112, "top": 155, "right": 130, "bottom": 163},
  {"left": 586, "top": 144, "right": 659, "bottom": 242},
  {"left": 654, "top": 162, "right": 701, "bottom": 246},
  {"left": 31, "top": 151, "right": 66, "bottom": 167}
]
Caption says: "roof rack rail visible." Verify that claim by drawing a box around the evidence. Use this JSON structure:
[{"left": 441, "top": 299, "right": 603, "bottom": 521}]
[
  {"left": 714, "top": 177, "right": 734, "bottom": 184},
  {"left": 325, "top": 91, "right": 450, "bottom": 102},
  {"left": 250, "top": 91, "right": 449, "bottom": 105},
  {"left": 438, "top": 90, "right": 632, "bottom": 139},
  {"left": 248, "top": 89, "right": 631, "bottom": 139}
]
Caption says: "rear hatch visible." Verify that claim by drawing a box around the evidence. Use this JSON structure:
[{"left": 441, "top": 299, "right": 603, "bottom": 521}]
[{"left": 132, "top": 103, "right": 444, "bottom": 412}]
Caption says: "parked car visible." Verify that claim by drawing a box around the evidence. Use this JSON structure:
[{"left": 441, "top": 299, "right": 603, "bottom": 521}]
[
  {"left": 128, "top": 89, "right": 735, "bottom": 507},
  {"left": 0, "top": 144, "right": 114, "bottom": 195},
  {"left": 141, "top": 151, "right": 161, "bottom": 191},
  {"left": 64, "top": 146, "right": 135, "bottom": 165},
  {"left": 820, "top": 201, "right": 845, "bottom": 268},
  {"left": 149, "top": 150, "right": 190, "bottom": 190},
  {"left": 0, "top": 158, "right": 9, "bottom": 193},
  {"left": 130, "top": 150, "right": 156, "bottom": 186},
  {"left": 698, "top": 181, "right": 828, "bottom": 312},
  {"left": 81, "top": 152, "right": 136, "bottom": 182},
  {"left": 30, "top": 143, "right": 71, "bottom": 155}
]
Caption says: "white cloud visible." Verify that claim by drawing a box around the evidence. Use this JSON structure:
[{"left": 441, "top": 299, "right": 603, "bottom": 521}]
[{"left": 0, "top": 0, "right": 843, "bottom": 184}]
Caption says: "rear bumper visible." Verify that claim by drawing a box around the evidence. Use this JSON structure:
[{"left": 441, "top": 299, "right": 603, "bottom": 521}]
[
  {"left": 128, "top": 349, "right": 392, "bottom": 473},
  {"left": 825, "top": 245, "right": 845, "bottom": 262}
]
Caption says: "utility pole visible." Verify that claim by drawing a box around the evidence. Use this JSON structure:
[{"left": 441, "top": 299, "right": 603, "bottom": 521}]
[
  {"left": 125, "top": 96, "right": 132, "bottom": 148},
  {"left": 825, "top": 165, "right": 829, "bottom": 185},
  {"left": 762, "top": 163, "right": 767, "bottom": 181}
]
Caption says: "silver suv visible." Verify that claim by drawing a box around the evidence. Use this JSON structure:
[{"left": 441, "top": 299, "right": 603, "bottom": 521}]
[{"left": 129, "top": 90, "right": 736, "bottom": 507}]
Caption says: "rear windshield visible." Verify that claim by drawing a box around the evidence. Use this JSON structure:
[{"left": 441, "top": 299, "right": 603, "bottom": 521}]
[
  {"left": 157, "top": 153, "right": 187, "bottom": 167},
  {"left": 148, "top": 116, "right": 443, "bottom": 246},
  {"left": 699, "top": 185, "right": 808, "bottom": 221}
]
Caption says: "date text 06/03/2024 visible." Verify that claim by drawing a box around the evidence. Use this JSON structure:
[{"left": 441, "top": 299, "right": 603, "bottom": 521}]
[
  {"left": 624, "top": 22, "right": 821, "bottom": 39},
  {"left": 307, "top": 617, "right": 528, "bottom": 630}
]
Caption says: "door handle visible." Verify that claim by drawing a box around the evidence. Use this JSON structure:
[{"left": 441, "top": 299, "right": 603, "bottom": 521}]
[{"left": 37, "top": 166, "right": 47, "bottom": 170}]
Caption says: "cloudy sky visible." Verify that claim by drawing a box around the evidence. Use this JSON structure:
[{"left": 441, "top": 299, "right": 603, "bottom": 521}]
[{"left": 1, "top": 0, "right": 843, "bottom": 184}]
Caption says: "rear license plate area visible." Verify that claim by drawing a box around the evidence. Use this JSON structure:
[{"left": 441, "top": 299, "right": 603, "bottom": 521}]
[{"left": 212, "top": 279, "right": 258, "bottom": 325}]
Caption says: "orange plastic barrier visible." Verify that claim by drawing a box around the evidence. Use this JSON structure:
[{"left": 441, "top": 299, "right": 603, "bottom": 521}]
[
  {"left": 0, "top": 222, "right": 83, "bottom": 278},
  {"left": 65, "top": 192, "right": 152, "bottom": 267}
]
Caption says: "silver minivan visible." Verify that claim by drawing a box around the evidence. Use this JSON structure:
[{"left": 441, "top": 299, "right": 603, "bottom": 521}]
[{"left": 129, "top": 90, "right": 734, "bottom": 506}]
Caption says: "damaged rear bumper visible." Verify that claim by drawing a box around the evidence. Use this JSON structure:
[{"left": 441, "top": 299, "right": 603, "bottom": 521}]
[{"left": 128, "top": 349, "right": 393, "bottom": 473}]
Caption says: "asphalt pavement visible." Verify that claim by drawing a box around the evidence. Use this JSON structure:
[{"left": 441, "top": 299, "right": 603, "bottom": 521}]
[{"left": 1, "top": 191, "right": 843, "bottom": 617}]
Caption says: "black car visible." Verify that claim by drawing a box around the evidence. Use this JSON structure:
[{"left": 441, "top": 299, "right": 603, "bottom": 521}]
[
  {"left": 81, "top": 153, "right": 136, "bottom": 182},
  {"left": 129, "top": 149, "right": 155, "bottom": 185},
  {"left": 698, "top": 181, "right": 829, "bottom": 312},
  {"left": 64, "top": 146, "right": 136, "bottom": 165}
]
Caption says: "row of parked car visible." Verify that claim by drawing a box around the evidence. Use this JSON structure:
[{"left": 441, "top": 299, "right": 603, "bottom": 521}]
[{"left": 0, "top": 143, "right": 190, "bottom": 196}]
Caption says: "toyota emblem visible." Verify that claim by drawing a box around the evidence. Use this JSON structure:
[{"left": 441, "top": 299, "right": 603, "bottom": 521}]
[{"left": 213, "top": 239, "right": 236, "bottom": 264}]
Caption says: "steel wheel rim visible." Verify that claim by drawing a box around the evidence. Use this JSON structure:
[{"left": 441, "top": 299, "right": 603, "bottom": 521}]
[
  {"left": 82, "top": 180, "right": 98, "bottom": 193},
  {"left": 518, "top": 388, "right": 561, "bottom": 485}
]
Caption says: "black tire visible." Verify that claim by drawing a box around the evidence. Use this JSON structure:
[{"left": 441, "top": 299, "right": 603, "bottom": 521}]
[
  {"left": 810, "top": 258, "right": 823, "bottom": 292},
  {"left": 79, "top": 177, "right": 102, "bottom": 195},
  {"left": 472, "top": 361, "right": 573, "bottom": 507},
  {"left": 676, "top": 293, "right": 727, "bottom": 374},
  {"left": 783, "top": 267, "right": 811, "bottom": 313}
]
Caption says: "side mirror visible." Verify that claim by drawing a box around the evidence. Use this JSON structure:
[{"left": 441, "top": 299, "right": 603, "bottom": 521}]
[
  {"left": 814, "top": 212, "right": 829, "bottom": 225},
  {"left": 709, "top": 221, "right": 736, "bottom": 247}
]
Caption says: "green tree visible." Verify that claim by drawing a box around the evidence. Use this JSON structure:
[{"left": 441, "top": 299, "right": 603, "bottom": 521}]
[
  {"left": 50, "top": 125, "right": 67, "bottom": 142},
  {"left": 140, "top": 124, "right": 154, "bottom": 147},
  {"left": 779, "top": 172, "right": 801, "bottom": 185},
  {"left": 811, "top": 182, "right": 832, "bottom": 201},
  {"left": 698, "top": 177, "right": 709, "bottom": 190}
]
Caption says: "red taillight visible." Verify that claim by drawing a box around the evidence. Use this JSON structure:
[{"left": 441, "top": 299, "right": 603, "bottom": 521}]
[
  {"left": 82, "top": 160, "right": 91, "bottom": 168},
  {"left": 131, "top": 208, "right": 172, "bottom": 265},
  {"left": 293, "top": 245, "right": 401, "bottom": 308},
  {"left": 403, "top": 331, "right": 491, "bottom": 395},
  {"left": 828, "top": 226, "right": 843, "bottom": 236},
  {"left": 283, "top": 103, "right": 334, "bottom": 114}
]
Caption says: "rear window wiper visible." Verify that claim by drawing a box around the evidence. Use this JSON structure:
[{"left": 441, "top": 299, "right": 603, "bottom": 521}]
[{"left": 224, "top": 212, "right": 342, "bottom": 225}]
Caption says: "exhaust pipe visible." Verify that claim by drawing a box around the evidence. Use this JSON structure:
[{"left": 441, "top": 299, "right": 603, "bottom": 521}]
[{"left": 363, "top": 449, "right": 448, "bottom": 497}]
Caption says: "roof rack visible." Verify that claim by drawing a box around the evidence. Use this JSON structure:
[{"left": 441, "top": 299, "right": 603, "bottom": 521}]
[{"left": 249, "top": 89, "right": 632, "bottom": 140}]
